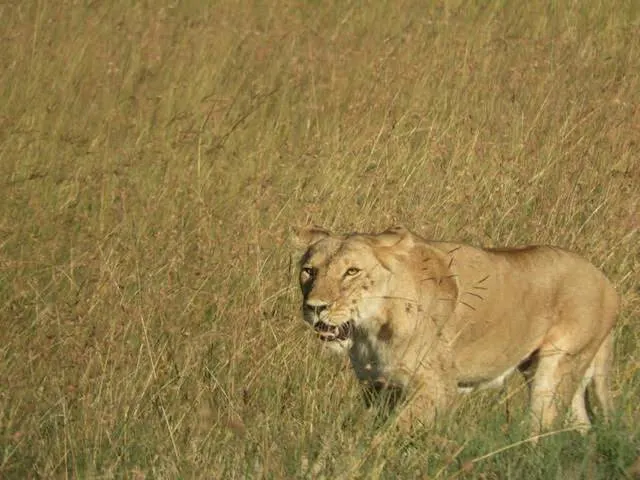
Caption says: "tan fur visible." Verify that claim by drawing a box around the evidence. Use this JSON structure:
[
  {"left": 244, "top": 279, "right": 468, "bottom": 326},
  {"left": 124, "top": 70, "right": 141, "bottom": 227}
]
[{"left": 295, "top": 226, "right": 618, "bottom": 433}]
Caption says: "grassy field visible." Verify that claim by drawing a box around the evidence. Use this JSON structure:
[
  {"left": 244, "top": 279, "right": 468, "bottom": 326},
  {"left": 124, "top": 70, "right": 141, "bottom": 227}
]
[{"left": 1, "top": 0, "right": 639, "bottom": 478}]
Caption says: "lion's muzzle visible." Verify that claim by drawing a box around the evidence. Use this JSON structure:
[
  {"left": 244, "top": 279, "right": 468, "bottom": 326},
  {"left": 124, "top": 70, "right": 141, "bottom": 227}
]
[{"left": 303, "top": 302, "right": 354, "bottom": 342}]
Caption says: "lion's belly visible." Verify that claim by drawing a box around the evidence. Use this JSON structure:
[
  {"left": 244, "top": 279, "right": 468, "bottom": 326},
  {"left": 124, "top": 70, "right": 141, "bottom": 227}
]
[
  {"left": 453, "top": 335, "right": 540, "bottom": 388},
  {"left": 452, "top": 305, "right": 551, "bottom": 386},
  {"left": 457, "top": 366, "right": 516, "bottom": 393}
]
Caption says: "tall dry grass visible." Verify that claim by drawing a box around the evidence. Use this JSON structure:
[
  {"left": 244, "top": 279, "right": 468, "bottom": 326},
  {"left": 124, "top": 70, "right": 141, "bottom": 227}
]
[{"left": 1, "top": 0, "right": 638, "bottom": 477}]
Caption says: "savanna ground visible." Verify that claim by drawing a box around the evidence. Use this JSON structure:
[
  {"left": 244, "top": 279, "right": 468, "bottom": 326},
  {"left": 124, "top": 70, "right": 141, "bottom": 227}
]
[{"left": 1, "top": 1, "right": 639, "bottom": 478}]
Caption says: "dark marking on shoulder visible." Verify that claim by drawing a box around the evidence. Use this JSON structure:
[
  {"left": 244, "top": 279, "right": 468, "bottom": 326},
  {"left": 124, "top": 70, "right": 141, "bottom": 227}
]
[
  {"left": 420, "top": 275, "right": 437, "bottom": 283},
  {"left": 459, "top": 300, "right": 476, "bottom": 311},
  {"left": 437, "top": 296, "right": 456, "bottom": 303},
  {"left": 462, "top": 291, "right": 484, "bottom": 301},
  {"left": 441, "top": 273, "right": 458, "bottom": 286},
  {"left": 472, "top": 275, "right": 490, "bottom": 290},
  {"left": 421, "top": 257, "right": 435, "bottom": 269},
  {"left": 377, "top": 322, "right": 394, "bottom": 342}
]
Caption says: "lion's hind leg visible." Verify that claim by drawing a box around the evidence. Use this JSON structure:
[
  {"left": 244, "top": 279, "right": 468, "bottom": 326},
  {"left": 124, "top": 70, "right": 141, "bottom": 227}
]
[
  {"left": 567, "top": 332, "right": 615, "bottom": 433},
  {"left": 569, "top": 363, "right": 593, "bottom": 432},
  {"left": 528, "top": 346, "right": 596, "bottom": 435},
  {"left": 589, "top": 332, "right": 614, "bottom": 421}
]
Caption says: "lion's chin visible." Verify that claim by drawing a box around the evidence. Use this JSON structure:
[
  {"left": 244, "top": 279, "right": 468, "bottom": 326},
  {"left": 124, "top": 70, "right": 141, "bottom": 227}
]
[{"left": 314, "top": 319, "right": 354, "bottom": 342}]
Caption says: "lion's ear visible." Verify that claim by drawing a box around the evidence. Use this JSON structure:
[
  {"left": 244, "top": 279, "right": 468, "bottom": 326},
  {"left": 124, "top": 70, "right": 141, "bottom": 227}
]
[
  {"left": 375, "top": 225, "right": 415, "bottom": 251},
  {"left": 291, "top": 226, "right": 332, "bottom": 249}
]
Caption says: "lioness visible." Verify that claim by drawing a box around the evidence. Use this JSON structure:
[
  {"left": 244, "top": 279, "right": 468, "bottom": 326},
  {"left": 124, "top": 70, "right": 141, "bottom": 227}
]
[{"left": 295, "top": 226, "right": 618, "bottom": 434}]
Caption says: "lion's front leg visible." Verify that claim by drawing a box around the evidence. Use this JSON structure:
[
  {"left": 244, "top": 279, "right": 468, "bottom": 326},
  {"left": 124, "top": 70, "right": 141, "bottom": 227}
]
[
  {"left": 360, "top": 379, "right": 406, "bottom": 427},
  {"left": 382, "top": 344, "right": 458, "bottom": 433},
  {"left": 393, "top": 374, "right": 455, "bottom": 433},
  {"left": 366, "top": 377, "right": 452, "bottom": 450},
  {"left": 360, "top": 380, "right": 445, "bottom": 434}
]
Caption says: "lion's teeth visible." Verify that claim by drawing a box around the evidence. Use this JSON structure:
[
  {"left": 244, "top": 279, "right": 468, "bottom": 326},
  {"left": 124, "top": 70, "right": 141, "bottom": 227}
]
[{"left": 313, "top": 320, "right": 353, "bottom": 341}]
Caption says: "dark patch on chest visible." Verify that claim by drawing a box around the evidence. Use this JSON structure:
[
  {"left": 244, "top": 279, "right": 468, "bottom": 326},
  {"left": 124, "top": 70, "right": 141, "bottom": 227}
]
[{"left": 377, "top": 322, "right": 394, "bottom": 342}]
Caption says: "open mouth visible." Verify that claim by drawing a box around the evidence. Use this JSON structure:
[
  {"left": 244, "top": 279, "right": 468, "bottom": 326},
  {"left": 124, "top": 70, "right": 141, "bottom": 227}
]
[{"left": 314, "top": 320, "right": 354, "bottom": 342}]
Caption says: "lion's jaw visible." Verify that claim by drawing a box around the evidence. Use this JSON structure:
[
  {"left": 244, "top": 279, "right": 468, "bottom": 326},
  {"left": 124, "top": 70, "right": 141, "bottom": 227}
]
[
  {"left": 303, "top": 308, "right": 354, "bottom": 353},
  {"left": 299, "top": 238, "right": 391, "bottom": 354}
]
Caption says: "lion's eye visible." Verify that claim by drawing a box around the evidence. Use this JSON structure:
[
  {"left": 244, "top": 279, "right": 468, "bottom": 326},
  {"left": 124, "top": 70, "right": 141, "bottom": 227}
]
[
  {"left": 301, "top": 267, "right": 315, "bottom": 278},
  {"left": 344, "top": 267, "right": 360, "bottom": 277}
]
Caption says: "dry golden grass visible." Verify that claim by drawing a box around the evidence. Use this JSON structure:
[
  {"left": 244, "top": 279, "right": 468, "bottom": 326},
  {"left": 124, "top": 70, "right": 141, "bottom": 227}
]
[{"left": 1, "top": 0, "right": 639, "bottom": 478}]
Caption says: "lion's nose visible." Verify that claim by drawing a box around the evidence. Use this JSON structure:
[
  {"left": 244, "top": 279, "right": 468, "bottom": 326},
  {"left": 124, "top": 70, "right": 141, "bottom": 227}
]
[{"left": 304, "top": 301, "right": 330, "bottom": 315}]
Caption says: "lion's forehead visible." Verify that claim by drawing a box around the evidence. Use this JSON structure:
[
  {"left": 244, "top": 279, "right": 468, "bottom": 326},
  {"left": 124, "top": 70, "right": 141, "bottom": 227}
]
[
  {"left": 305, "top": 238, "right": 376, "bottom": 270},
  {"left": 302, "top": 239, "right": 340, "bottom": 267}
]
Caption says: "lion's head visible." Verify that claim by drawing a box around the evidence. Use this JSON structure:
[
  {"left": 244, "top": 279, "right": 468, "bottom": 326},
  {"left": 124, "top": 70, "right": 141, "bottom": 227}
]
[{"left": 295, "top": 226, "right": 424, "bottom": 353}]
